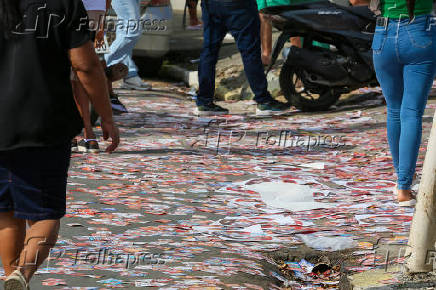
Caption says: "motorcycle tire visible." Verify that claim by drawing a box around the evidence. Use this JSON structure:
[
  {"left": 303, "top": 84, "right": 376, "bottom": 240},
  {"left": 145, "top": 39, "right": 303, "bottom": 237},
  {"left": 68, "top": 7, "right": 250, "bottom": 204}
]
[{"left": 279, "top": 63, "right": 341, "bottom": 112}]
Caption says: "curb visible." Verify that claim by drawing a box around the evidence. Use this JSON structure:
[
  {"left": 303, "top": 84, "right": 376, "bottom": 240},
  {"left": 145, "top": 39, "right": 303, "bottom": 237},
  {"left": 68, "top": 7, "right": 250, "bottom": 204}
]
[
  {"left": 160, "top": 64, "right": 282, "bottom": 101},
  {"left": 160, "top": 64, "right": 199, "bottom": 89},
  {"left": 349, "top": 267, "right": 436, "bottom": 289}
]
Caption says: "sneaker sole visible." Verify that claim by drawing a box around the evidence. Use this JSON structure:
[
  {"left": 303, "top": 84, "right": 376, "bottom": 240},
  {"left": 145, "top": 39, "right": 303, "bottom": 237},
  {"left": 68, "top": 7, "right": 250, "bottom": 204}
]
[
  {"left": 194, "top": 109, "right": 228, "bottom": 116},
  {"left": 78, "top": 147, "right": 99, "bottom": 154},
  {"left": 111, "top": 105, "right": 128, "bottom": 114},
  {"left": 255, "top": 109, "right": 274, "bottom": 116},
  {"left": 122, "top": 83, "right": 152, "bottom": 91},
  {"left": 399, "top": 199, "right": 417, "bottom": 207},
  {"left": 256, "top": 109, "right": 289, "bottom": 116},
  {"left": 78, "top": 146, "right": 88, "bottom": 153},
  {"left": 5, "top": 279, "right": 26, "bottom": 290}
]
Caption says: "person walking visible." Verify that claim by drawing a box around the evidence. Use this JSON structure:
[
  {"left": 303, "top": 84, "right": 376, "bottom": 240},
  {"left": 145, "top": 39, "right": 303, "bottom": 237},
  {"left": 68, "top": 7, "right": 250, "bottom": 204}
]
[
  {"left": 195, "top": 0, "right": 289, "bottom": 116},
  {"left": 105, "top": 0, "right": 152, "bottom": 91},
  {"left": 0, "top": 0, "right": 119, "bottom": 289},
  {"left": 72, "top": 0, "right": 111, "bottom": 153},
  {"left": 352, "top": 0, "right": 436, "bottom": 206}
]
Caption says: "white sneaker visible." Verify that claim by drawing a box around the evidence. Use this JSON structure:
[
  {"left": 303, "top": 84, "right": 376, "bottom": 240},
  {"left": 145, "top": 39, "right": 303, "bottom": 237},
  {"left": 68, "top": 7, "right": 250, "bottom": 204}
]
[
  {"left": 122, "top": 76, "right": 152, "bottom": 91},
  {"left": 4, "top": 270, "right": 29, "bottom": 290}
]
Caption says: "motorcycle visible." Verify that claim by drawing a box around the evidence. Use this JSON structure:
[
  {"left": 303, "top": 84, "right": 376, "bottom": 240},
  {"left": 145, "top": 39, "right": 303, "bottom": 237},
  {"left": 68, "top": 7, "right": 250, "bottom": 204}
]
[{"left": 264, "top": 1, "right": 378, "bottom": 111}]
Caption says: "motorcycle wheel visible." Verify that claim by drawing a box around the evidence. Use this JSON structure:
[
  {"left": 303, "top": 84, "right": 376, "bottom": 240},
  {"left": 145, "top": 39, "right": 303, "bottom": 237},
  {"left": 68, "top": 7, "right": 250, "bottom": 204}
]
[{"left": 279, "top": 63, "right": 341, "bottom": 112}]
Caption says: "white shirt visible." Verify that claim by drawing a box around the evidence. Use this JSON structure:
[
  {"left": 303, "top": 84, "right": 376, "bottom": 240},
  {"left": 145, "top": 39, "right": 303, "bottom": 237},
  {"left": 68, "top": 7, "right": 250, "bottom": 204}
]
[{"left": 82, "top": 0, "right": 106, "bottom": 11}]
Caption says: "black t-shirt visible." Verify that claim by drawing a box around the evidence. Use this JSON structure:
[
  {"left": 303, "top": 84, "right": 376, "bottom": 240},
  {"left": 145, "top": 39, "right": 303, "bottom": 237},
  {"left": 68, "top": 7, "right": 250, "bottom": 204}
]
[{"left": 0, "top": 0, "right": 91, "bottom": 151}]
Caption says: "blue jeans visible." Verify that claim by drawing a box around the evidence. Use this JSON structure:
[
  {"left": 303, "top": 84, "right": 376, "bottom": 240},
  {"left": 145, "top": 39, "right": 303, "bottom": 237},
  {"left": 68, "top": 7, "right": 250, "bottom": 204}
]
[
  {"left": 372, "top": 15, "right": 436, "bottom": 190},
  {"left": 105, "top": 0, "right": 141, "bottom": 79},
  {"left": 196, "top": 0, "right": 272, "bottom": 106}
]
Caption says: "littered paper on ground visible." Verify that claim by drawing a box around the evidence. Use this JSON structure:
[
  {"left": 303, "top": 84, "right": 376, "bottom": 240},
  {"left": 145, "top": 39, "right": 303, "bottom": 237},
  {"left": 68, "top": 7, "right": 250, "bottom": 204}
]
[
  {"left": 298, "top": 234, "right": 357, "bottom": 251},
  {"left": 245, "top": 182, "right": 334, "bottom": 212}
]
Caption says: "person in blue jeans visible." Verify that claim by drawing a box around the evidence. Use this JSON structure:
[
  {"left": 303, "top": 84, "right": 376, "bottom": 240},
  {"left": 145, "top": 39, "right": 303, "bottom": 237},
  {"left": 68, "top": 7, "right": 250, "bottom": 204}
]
[
  {"left": 353, "top": 0, "right": 436, "bottom": 206},
  {"left": 195, "top": 0, "right": 289, "bottom": 116},
  {"left": 105, "top": 0, "right": 151, "bottom": 91}
]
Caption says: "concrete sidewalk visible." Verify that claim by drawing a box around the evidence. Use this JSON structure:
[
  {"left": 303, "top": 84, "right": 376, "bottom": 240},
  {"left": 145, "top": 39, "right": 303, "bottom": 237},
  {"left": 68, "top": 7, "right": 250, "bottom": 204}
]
[{"left": 350, "top": 268, "right": 436, "bottom": 289}]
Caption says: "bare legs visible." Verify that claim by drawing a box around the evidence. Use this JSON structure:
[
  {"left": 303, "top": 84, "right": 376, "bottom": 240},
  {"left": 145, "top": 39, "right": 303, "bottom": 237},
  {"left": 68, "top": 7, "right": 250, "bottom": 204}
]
[
  {"left": 72, "top": 79, "right": 97, "bottom": 140},
  {"left": 20, "top": 219, "right": 60, "bottom": 282},
  {"left": 0, "top": 212, "right": 60, "bottom": 283},
  {"left": 259, "top": 12, "right": 302, "bottom": 66},
  {"left": 0, "top": 212, "right": 25, "bottom": 276},
  {"left": 291, "top": 37, "right": 302, "bottom": 48},
  {"left": 188, "top": 0, "right": 201, "bottom": 26},
  {"left": 259, "top": 13, "right": 273, "bottom": 66}
]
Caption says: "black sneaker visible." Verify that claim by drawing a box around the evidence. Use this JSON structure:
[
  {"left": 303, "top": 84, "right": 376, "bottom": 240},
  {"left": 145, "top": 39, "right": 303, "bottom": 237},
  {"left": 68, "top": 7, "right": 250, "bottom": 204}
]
[
  {"left": 71, "top": 139, "right": 79, "bottom": 153},
  {"left": 110, "top": 93, "right": 128, "bottom": 115},
  {"left": 256, "top": 99, "right": 290, "bottom": 116},
  {"left": 78, "top": 139, "right": 100, "bottom": 154},
  {"left": 194, "top": 103, "right": 229, "bottom": 116}
]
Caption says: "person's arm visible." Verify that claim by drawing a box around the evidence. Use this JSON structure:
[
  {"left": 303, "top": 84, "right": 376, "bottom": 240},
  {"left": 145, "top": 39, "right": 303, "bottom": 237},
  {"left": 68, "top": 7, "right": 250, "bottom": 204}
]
[
  {"left": 69, "top": 41, "right": 120, "bottom": 153},
  {"left": 349, "top": 0, "right": 370, "bottom": 6},
  {"left": 94, "top": 0, "right": 111, "bottom": 48}
]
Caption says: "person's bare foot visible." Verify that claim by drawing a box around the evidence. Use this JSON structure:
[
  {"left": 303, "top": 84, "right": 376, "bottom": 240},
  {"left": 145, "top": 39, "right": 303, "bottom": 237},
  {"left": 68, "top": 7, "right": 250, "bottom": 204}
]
[
  {"left": 189, "top": 20, "right": 202, "bottom": 26},
  {"left": 397, "top": 188, "right": 414, "bottom": 202}
]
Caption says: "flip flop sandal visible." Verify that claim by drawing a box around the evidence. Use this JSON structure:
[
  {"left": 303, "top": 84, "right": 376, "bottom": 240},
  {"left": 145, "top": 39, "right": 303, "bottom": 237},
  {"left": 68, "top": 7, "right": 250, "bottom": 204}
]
[
  {"left": 399, "top": 192, "right": 417, "bottom": 208},
  {"left": 106, "top": 63, "right": 128, "bottom": 82},
  {"left": 186, "top": 23, "right": 203, "bottom": 30}
]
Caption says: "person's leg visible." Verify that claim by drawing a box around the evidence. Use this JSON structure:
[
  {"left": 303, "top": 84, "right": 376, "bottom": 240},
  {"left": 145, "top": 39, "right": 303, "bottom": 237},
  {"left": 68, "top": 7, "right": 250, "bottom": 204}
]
[
  {"left": 373, "top": 38, "right": 403, "bottom": 172},
  {"left": 394, "top": 16, "right": 436, "bottom": 198},
  {"left": 188, "top": 0, "right": 201, "bottom": 26},
  {"left": 1, "top": 143, "right": 70, "bottom": 285},
  {"left": 291, "top": 37, "right": 302, "bottom": 48},
  {"left": 397, "top": 20, "right": 436, "bottom": 191},
  {"left": 259, "top": 12, "right": 272, "bottom": 66},
  {"left": 225, "top": 0, "right": 272, "bottom": 104},
  {"left": 196, "top": 0, "right": 227, "bottom": 106},
  {"left": 372, "top": 25, "right": 405, "bottom": 198},
  {"left": 72, "top": 79, "right": 97, "bottom": 140},
  {"left": 105, "top": 0, "right": 141, "bottom": 79},
  {"left": 72, "top": 10, "right": 105, "bottom": 141},
  {"left": 18, "top": 219, "right": 60, "bottom": 282},
  {"left": 0, "top": 212, "right": 26, "bottom": 276},
  {"left": 397, "top": 63, "right": 433, "bottom": 190}
]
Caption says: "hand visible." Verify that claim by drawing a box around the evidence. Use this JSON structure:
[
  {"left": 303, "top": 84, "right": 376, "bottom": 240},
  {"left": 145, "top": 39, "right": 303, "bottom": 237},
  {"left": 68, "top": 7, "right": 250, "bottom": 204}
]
[{"left": 101, "top": 120, "right": 120, "bottom": 153}]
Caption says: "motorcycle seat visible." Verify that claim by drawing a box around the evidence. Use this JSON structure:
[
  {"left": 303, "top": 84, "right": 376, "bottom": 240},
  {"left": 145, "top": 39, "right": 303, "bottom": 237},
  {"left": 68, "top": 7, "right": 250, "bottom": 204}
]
[
  {"left": 262, "top": 0, "right": 334, "bottom": 15},
  {"left": 263, "top": 1, "right": 375, "bottom": 22}
]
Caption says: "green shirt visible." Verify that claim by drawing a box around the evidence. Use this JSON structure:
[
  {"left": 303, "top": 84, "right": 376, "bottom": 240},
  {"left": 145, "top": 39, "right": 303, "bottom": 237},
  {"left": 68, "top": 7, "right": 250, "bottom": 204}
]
[
  {"left": 256, "top": 0, "right": 318, "bottom": 11},
  {"left": 382, "top": 0, "right": 433, "bottom": 18}
]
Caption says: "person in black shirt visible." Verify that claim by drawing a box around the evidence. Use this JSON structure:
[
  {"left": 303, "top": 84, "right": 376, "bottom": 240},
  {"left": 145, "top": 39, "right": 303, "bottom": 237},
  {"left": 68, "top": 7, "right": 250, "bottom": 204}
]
[{"left": 0, "top": 0, "right": 119, "bottom": 289}]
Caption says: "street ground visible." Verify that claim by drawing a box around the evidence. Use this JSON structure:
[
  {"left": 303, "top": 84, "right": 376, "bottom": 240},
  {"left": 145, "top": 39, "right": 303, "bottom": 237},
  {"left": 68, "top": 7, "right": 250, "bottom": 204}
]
[{"left": 2, "top": 80, "right": 436, "bottom": 289}]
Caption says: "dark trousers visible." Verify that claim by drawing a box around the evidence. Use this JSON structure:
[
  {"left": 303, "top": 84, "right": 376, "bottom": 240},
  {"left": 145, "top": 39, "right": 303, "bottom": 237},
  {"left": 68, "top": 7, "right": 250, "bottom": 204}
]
[{"left": 196, "top": 0, "right": 272, "bottom": 106}]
